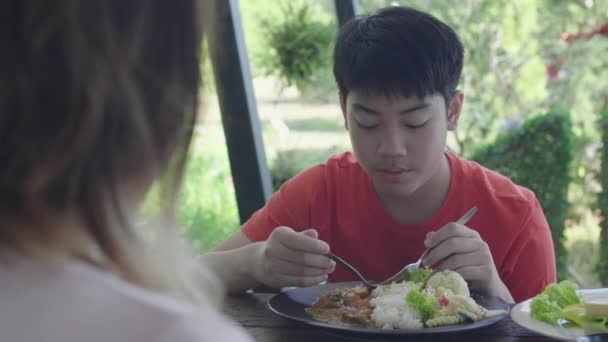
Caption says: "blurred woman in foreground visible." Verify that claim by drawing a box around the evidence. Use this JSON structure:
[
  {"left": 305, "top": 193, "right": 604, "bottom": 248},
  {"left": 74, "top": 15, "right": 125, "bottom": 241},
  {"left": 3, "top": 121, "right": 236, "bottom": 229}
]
[{"left": 0, "top": 1, "right": 250, "bottom": 341}]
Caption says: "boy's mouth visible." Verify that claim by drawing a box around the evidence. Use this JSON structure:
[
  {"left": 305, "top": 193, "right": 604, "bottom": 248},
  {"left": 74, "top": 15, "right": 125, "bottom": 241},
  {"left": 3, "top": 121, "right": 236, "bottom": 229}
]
[
  {"left": 376, "top": 164, "right": 412, "bottom": 172},
  {"left": 376, "top": 168, "right": 412, "bottom": 181},
  {"left": 378, "top": 168, "right": 407, "bottom": 174}
]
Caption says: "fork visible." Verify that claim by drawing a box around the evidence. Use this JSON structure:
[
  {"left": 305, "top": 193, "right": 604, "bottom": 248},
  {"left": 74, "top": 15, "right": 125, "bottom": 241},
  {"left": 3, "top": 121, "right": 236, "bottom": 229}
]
[{"left": 326, "top": 206, "right": 479, "bottom": 290}]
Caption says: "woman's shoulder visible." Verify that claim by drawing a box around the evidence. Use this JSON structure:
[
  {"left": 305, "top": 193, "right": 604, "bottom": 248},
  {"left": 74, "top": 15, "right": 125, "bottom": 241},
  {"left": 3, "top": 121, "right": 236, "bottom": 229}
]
[
  {"left": 68, "top": 261, "right": 252, "bottom": 342},
  {"left": 0, "top": 260, "right": 251, "bottom": 342}
]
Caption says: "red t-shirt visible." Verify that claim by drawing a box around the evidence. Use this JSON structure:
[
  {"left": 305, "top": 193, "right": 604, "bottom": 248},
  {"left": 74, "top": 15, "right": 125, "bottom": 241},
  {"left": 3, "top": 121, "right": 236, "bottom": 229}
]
[{"left": 242, "top": 151, "right": 556, "bottom": 302}]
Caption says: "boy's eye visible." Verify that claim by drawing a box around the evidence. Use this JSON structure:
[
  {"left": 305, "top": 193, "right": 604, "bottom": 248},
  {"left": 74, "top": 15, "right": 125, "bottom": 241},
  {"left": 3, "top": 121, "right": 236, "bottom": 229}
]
[
  {"left": 405, "top": 121, "right": 429, "bottom": 129},
  {"left": 357, "top": 123, "right": 378, "bottom": 130},
  {"left": 355, "top": 120, "right": 379, "bottom": 130}
]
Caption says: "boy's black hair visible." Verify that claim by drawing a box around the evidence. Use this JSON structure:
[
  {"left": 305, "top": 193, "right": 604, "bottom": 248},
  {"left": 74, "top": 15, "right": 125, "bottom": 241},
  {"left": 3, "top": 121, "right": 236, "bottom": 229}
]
[{"left": 333, "top": 6, "right": 464, "bottom": 104}]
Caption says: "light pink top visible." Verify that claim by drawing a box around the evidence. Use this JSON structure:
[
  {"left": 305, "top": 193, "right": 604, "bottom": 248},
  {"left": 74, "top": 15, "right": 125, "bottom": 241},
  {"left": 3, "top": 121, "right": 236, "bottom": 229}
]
[{"left": 0, "top": 259, "right": 252, "bottom": 342}]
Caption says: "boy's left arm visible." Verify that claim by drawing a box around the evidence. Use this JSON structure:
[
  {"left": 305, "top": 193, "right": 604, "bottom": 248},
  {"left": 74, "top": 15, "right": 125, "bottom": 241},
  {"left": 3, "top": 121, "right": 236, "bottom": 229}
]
[{"left": 499, "top": 198, "right": 557, "bottom": 303}]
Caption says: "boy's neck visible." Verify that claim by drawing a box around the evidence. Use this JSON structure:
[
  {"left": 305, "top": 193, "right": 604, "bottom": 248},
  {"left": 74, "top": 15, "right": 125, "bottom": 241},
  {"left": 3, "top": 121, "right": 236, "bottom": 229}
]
[{"left": 378, "top": 154, "right": 452, "bottom": 225}]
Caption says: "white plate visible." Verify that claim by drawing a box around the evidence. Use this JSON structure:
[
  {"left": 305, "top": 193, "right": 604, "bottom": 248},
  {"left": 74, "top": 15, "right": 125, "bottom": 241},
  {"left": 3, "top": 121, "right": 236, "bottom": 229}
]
[{"left": 511, "top": 288, "right": 608, "bottom": 341}]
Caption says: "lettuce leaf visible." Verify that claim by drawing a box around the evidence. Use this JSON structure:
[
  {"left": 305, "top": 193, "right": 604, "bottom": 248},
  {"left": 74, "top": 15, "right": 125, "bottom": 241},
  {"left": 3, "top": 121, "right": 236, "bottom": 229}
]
[
  {"left": 505, "top": 278, "right": 604, "bottom": 333},
  {"left": 543, "top": 281, "right": 582, "bottom": 308},
  {"left": 561, "top": 304, "right": 587, "bottom": 327},
  {"left": 406, "top": 287, "right": 438, "bottom": 322},
  {"left": 410, "top": 267, "right": 433, "bottom": 285},
  {"left": 531, "top": 293, "right": 564, "bottom": 325}
]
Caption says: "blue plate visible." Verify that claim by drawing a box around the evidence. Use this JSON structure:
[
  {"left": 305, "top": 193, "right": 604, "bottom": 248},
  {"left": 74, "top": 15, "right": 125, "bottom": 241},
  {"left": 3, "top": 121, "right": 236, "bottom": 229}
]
[{"left": 267, "top": 281, "right": 510, "bottom": 338}]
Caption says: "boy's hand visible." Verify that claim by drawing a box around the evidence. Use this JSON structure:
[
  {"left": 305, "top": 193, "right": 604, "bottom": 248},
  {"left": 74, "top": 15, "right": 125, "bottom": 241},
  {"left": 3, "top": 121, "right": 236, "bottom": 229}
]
[
  {"left": 423, "top": 222, "right": 514, "bottom": 303},
  {"left": 254, "top": 226, "right": 335, "bottom": 288}
]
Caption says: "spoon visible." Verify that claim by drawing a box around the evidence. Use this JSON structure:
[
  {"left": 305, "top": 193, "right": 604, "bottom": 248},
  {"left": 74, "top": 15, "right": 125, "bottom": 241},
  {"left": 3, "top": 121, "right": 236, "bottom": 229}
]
[{"left": 327, "top": 206, "right": 479, "bottom": 290}]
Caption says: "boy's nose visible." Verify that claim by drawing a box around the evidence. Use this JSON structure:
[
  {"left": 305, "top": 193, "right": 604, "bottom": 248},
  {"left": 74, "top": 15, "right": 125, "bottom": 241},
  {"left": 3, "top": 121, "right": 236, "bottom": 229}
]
[{"left": 377, "top": 129, "right": 407, "bottom": 157}]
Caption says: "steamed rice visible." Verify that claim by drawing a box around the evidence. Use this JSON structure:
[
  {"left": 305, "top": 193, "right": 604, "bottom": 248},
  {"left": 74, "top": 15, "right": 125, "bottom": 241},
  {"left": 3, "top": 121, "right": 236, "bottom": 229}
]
[{"left": 370, "top": 281, "right": 423, "bottom": 329}]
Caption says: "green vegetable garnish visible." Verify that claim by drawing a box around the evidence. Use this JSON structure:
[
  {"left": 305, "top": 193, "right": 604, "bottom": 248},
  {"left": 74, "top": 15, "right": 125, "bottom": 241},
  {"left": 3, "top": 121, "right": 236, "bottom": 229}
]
[
  {"left": 531, "top": 293, "right": 566, "bottom": 325},
  {"left": 543, "top": 281, "right": 582, "bottom": 308},
  {"left": 410, "top": 267, "right": 433, "bottom": 285},
  {"left": 406, "top": 286, "right": 438, "bottom": 322},
  {"left": 530, "top": 280, "right": 599, "bottom": 330},
  {"left": 531, "top": 281, "right": 582, "bottom": 325},
  {"left": 561, "top": 304, "right": 587, "bottom": 327}
]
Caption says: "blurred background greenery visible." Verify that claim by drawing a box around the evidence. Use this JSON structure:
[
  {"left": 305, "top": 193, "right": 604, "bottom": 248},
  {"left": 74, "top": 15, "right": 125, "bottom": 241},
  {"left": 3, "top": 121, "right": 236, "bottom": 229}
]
[{"left": 153, "top": 0, "right": 608, "bottom": 288}]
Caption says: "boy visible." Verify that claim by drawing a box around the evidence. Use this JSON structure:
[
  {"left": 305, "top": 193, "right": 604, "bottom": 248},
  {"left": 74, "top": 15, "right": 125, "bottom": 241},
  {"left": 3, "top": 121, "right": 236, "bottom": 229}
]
[{"left": 204, "top": 6, "right": 556, "bottom": 303}]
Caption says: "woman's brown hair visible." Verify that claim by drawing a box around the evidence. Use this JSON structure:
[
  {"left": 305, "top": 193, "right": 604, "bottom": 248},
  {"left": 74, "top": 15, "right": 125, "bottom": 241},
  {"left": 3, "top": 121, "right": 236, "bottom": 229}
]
[{"left": 0, "top": 1, "right": 204, "bottom": 289}]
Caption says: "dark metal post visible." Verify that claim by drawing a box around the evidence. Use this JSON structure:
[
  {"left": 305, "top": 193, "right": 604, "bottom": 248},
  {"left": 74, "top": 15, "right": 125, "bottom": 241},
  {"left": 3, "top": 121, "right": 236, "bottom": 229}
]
[
  {"left": 205, "top": 0, "right": 273, "bottom": 224},
  {"left": 334, "top": 0, "right": 360, "bottom": 27}
]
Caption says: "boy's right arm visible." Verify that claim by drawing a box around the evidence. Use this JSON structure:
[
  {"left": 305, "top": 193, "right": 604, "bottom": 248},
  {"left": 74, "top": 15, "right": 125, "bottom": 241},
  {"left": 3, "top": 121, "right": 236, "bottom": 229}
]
[{"left": 202, "top": 227, "right": 335, "bottom": 293}]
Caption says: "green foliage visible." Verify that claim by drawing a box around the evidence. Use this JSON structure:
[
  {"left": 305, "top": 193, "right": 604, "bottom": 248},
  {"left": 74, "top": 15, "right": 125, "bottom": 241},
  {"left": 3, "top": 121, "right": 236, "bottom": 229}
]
[
  {"left": 140, "top": 128, "right": 240, "bottom": 252},
  {"left": 270, "top": 146, "right": 343, "bottom": 190},
  {"left": 200, "top": 42, "right": 216, "bottom": 93},
  {"left": 471, "top": 112, "right": 573, "bottom": 280},
  {"left": 258, "top": 1, "right": 336, "bottom": 98},
  {"left": 239, "top": 0, "right": 283, "bottom": 76},
  {"left": 177, "top": 134, "right": 240, "bottom": 251},
  {"left": 567, "top": 236, "right": 600, "bottom": 287},
  {"left": 598, "top": 111, "right": 608, "bottom": 285}
]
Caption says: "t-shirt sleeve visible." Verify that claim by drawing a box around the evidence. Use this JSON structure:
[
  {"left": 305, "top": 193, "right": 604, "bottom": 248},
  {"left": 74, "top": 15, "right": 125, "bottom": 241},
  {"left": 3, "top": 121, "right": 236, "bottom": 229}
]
[
  {"left": 500, "top": 196, "right": 557, "bottom": 302},
  {"left": 241, "top": 165, "right": 326, "bottom": 242}
]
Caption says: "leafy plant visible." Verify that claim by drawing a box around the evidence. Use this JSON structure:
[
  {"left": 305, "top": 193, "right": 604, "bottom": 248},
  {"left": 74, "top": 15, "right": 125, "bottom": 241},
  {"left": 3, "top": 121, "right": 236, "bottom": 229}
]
[
  {"left": 471, "top": 111, "right": 573, "bottom": 279},
  {"left": 259, "top": 1, "right": 335, "bottom": 98}
]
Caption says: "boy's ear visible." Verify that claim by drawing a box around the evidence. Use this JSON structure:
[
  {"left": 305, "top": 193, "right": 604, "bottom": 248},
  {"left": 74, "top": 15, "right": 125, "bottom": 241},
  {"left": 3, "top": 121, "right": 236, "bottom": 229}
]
[
  {"left": 339, "top": 92, "right": 349, "bottom": 130},
  {"left": 447, "top": 91, "right": 464, "bottom": 131}
]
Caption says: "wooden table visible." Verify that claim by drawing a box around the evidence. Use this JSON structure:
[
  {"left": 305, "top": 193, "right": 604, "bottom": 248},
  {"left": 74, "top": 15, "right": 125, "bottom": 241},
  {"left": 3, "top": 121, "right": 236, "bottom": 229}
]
[{"left": 224, "top": 293, "right": 558, "bottom": 341}]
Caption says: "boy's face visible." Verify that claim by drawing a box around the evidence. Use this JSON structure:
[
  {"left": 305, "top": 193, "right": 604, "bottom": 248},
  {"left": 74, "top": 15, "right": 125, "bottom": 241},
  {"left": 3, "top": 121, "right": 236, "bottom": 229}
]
[{"left": 340, "top": 90, "right": 462, "bottom": 200}]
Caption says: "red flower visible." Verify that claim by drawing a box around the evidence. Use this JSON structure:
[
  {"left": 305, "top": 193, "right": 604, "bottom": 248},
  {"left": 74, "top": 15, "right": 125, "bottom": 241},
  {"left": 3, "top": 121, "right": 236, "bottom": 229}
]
[
  {"left": 599, "top": 23, "right": 608, "bottom": 37},
  {"left": 547, "top": 65, "right": 559, "bottom": 80}
]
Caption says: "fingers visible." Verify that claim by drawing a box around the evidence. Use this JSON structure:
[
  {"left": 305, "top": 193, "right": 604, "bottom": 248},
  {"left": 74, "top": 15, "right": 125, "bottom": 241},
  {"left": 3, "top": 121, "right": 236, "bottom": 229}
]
[
  {"left": 262, "top": 226, "right": 335, "bottom": 288},
  {"left": 423, "top": 222, "right": 485, "bottom": 266},
  {"left": 267, "top": 257, "right": 335, "bottom": 277},
  {"left": 301, "top": 228, "right": 318, "bottom": 239},
  {"left": 424, "top": 222, "right": 480, "bottom": 249},
  {"left": 450, "top": 265, "right": 494, "bottom": 283},
  {"left": 433, "top": 251, "right": 484, "bottom": 272},
  {"left": 272, "top": 226, "right": 330, "bottom": 254},
  {"left": 423, "top": 237, "right": 488, "bottom": 267},
  {"left": 272, "top": 274, "right": 329, "bottom": 288},
  {"left": 265, "top": 241, "right": 335, "bottom": 270},
  {"left": 421, "top": 222, "right": 499, "bottom": 294}
]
